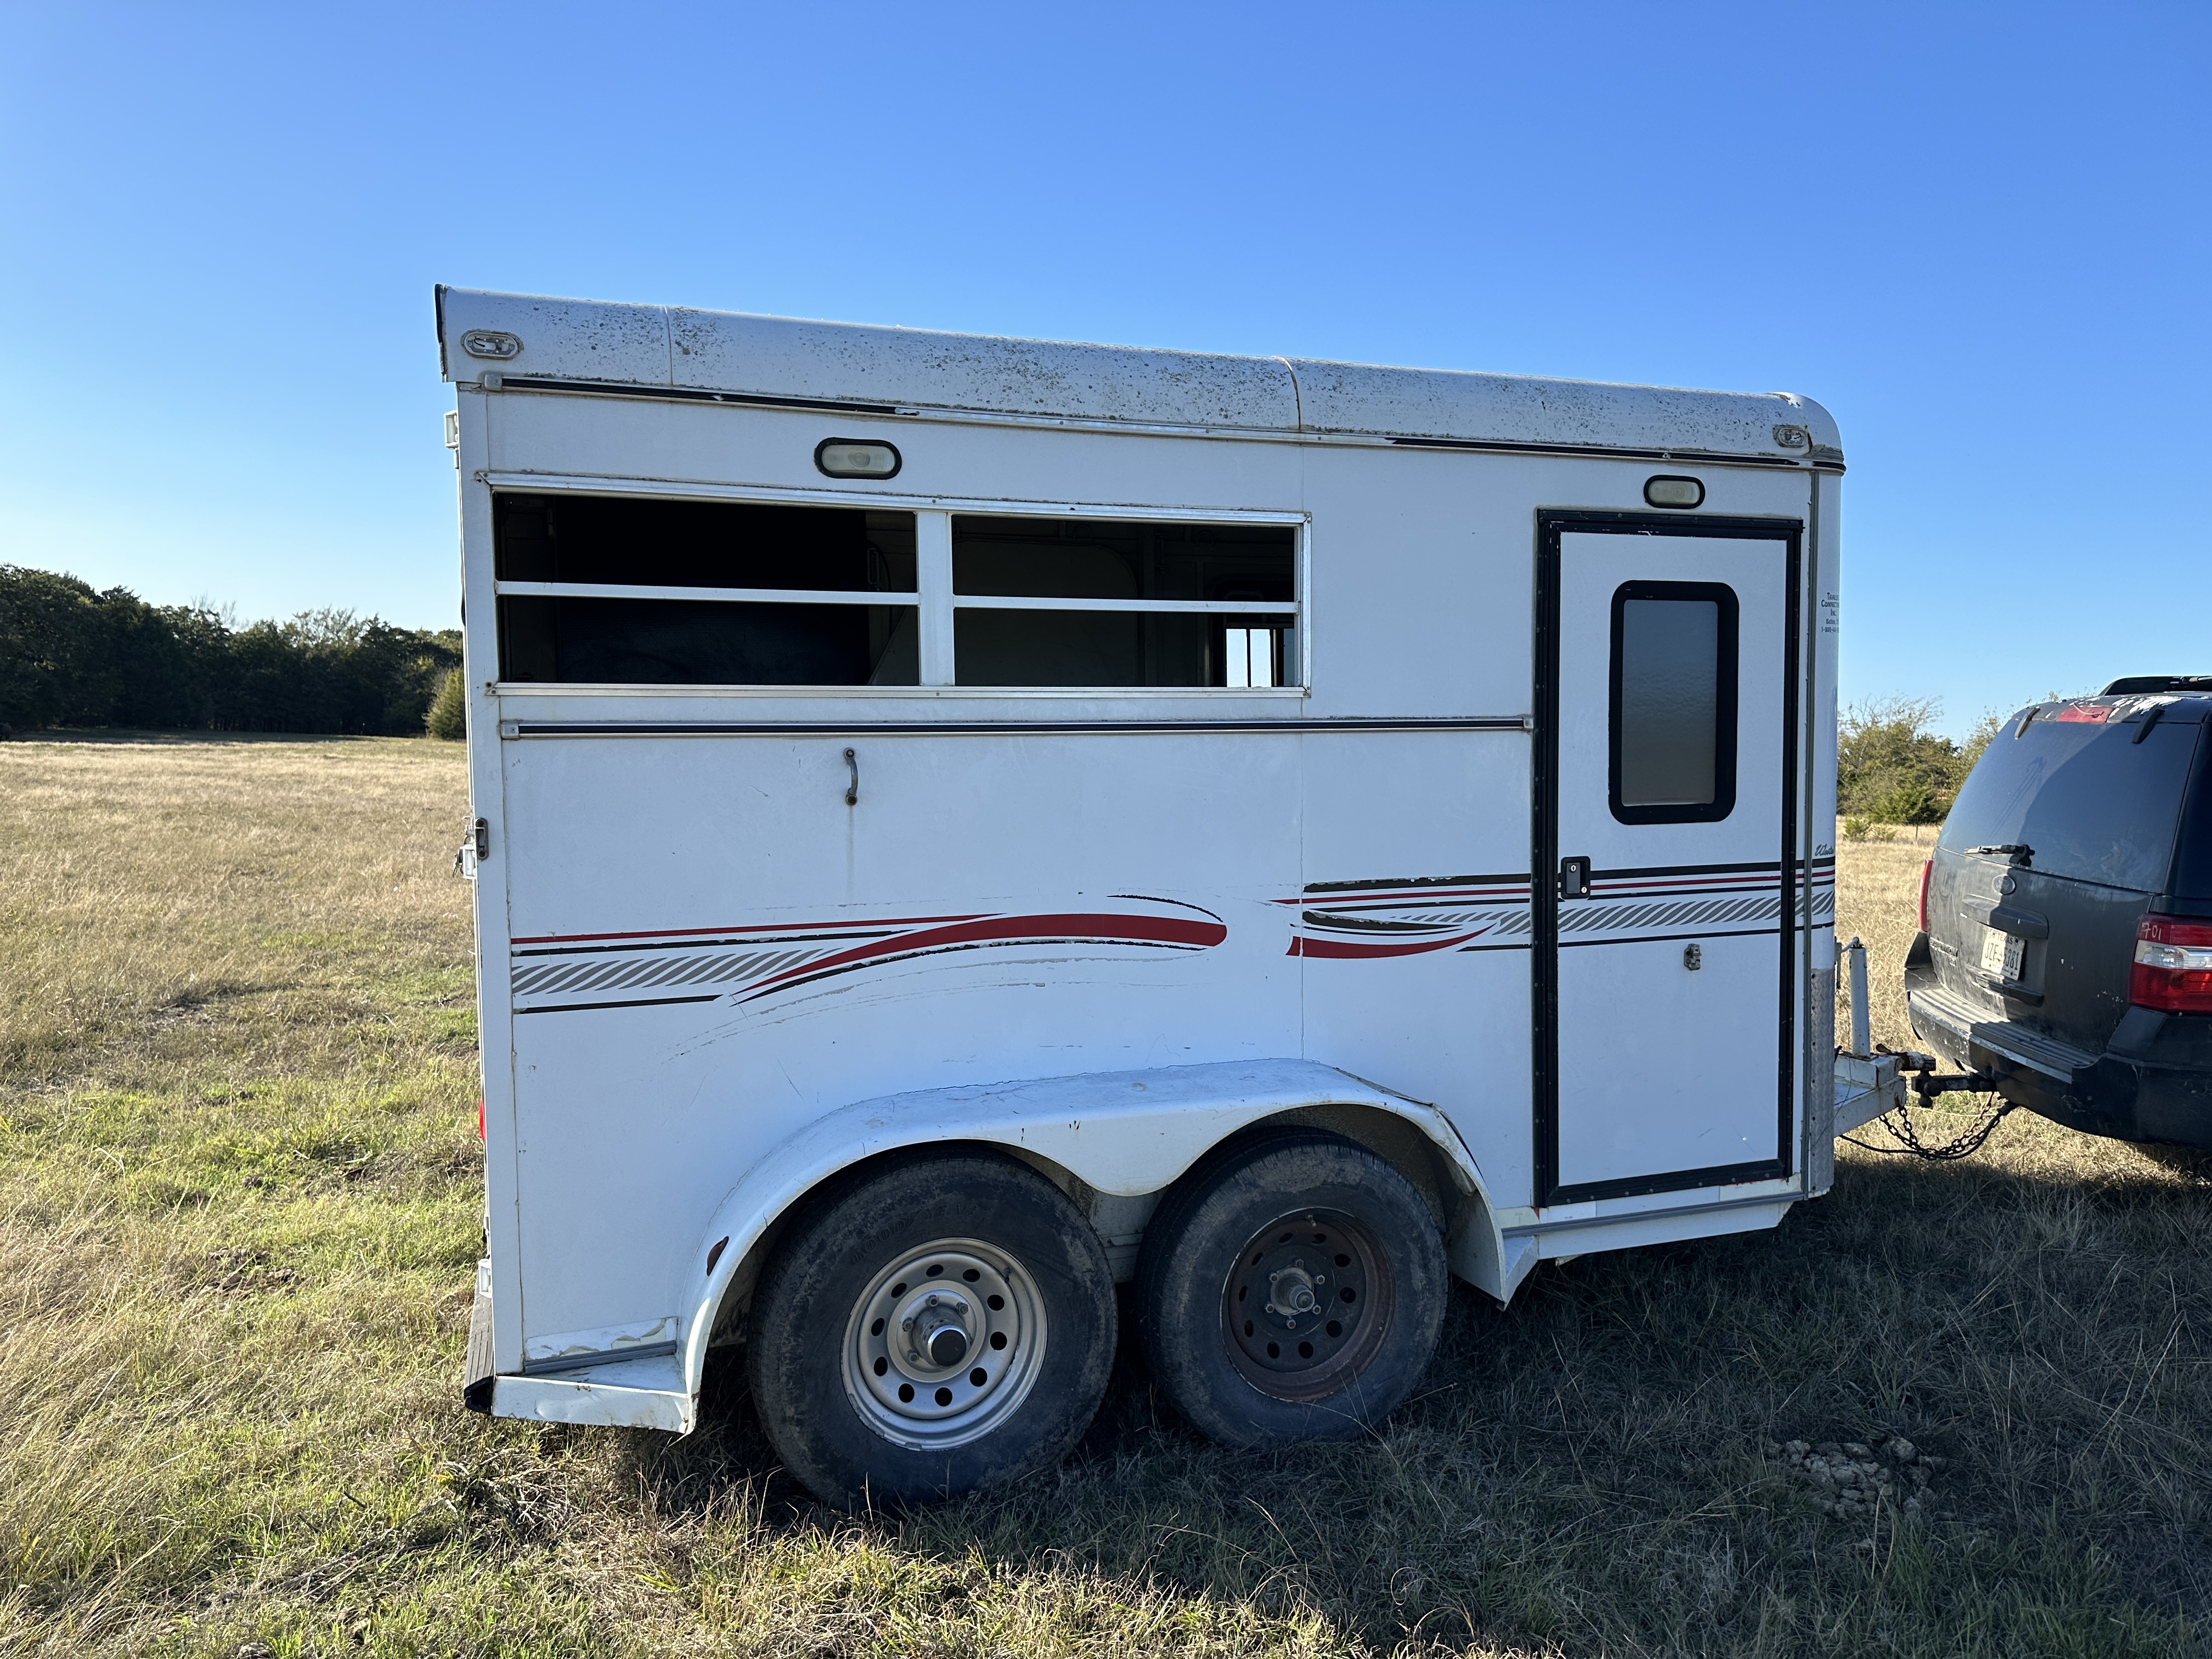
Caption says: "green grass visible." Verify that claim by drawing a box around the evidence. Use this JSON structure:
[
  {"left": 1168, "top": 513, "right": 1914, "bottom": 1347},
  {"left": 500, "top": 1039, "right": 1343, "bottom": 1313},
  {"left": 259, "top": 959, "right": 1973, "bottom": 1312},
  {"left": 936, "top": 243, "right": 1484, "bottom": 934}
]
[{"left": 0, "top": 734, "right": 2205, "bottom": 1656}]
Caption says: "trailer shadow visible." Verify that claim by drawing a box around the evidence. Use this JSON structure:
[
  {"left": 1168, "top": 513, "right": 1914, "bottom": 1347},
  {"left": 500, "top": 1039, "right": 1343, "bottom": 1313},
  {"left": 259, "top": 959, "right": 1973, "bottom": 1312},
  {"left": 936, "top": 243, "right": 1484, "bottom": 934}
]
[{"left": 622, "top": 1132, "right": 2211, "bottom": 1653}]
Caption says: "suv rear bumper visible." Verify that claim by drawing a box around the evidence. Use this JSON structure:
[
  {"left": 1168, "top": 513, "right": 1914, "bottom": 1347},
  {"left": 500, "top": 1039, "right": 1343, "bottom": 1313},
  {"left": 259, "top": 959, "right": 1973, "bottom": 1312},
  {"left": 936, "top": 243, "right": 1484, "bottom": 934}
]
[{"left": 1908, "top": 984, "right": 2212, "bottom": 1150}]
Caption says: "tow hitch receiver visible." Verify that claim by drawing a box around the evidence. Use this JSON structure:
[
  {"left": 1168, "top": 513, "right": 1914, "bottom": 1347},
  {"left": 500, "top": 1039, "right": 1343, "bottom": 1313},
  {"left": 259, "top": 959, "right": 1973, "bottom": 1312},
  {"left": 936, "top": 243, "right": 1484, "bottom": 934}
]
[{"left": 1896, "top": 1052, "right": 1999, "bottom": 1102}]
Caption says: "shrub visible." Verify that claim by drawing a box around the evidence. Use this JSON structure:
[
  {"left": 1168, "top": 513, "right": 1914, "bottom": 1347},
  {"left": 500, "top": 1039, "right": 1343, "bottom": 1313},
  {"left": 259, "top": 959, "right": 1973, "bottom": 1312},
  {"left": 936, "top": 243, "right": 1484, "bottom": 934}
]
[
  {"left": 1870, "top": 778, "right": 1944, "bottom": 825},
  {"left": 425, "top": 668, "right": 467, "bottom": 740},
  {"left": 1838, "top": 696, "right": 1971, "bottom": 823}
]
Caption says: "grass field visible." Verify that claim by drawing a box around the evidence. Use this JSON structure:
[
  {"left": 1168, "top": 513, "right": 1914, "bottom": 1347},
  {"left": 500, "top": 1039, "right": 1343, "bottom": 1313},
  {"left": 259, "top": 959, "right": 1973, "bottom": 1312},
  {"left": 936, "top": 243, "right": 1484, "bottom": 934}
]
[{"left": 1, "top": 736, "right": 2206, "bottom": 1657}]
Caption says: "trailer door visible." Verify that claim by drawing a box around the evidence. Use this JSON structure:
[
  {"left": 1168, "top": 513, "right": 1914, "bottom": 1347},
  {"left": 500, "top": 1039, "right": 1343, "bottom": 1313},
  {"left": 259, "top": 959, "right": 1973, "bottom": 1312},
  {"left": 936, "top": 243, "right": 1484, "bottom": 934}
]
[{"left": 1534, "top": 515, "right": 1801, "bottom": 1205}]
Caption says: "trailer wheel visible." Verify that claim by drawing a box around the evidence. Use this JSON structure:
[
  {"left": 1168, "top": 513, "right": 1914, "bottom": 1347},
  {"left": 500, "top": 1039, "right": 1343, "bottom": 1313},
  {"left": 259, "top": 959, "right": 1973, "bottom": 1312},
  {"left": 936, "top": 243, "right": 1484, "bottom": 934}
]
[
  {"left": 746, "top": 1149, "right": 1116, "bottom": 1508},
  {"left": 1137, "top": 1129, "right": 1445, "bottom": 1448}
]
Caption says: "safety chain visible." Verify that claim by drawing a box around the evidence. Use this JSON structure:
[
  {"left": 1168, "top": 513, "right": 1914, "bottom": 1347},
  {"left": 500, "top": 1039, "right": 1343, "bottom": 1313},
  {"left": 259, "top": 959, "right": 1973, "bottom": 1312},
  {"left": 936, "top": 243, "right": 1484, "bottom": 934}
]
[{"left": 1842, "top": 1093, "right": 2017, "bottom": 1162}]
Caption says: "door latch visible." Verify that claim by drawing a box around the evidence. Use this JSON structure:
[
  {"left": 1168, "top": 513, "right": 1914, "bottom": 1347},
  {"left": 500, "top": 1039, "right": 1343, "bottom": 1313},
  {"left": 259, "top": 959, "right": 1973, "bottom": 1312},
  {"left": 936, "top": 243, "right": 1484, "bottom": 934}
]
[
  {"left": 1559, "top": 855, "right": 1592, "bottom": 899},
  {"left": 455, "top": 817, "right": 489, "bottom": 880}
]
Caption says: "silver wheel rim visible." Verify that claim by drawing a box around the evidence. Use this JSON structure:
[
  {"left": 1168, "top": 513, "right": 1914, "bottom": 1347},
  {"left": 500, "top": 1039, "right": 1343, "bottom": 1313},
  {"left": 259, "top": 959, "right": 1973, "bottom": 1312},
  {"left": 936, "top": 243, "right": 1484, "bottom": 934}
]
[{"left": 840, "top": 1237, "right": 1047, "bottom": 1451}]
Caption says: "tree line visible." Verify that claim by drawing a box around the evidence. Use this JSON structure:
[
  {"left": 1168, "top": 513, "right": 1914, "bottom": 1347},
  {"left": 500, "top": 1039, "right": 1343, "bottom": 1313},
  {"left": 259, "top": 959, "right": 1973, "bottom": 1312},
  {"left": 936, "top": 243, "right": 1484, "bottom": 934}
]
[{"left": 0, "top": 565, "right": 463, "bottom": 737}]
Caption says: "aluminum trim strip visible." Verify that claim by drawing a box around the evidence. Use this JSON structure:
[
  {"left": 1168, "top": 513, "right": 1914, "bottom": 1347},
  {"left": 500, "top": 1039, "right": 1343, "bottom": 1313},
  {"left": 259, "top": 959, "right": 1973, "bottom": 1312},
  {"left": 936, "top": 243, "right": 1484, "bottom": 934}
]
[{"left": 500, "top": 716, "right": 1533, "bottom": 738}]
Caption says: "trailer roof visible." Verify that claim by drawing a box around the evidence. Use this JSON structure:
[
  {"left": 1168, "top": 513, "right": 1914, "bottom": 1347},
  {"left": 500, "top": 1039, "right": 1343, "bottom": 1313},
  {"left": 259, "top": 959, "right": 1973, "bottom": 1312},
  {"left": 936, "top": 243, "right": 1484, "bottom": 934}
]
[{"left": 436, "top": 286, "right": 1841, "bottom": 467}]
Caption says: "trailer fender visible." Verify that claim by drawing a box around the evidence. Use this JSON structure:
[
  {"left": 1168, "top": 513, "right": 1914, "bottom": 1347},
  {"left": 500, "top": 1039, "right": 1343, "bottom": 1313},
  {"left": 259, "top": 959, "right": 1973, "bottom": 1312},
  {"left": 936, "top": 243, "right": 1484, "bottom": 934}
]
[{"left": 678, "top": 1057, "right": 1505, "bottom": 1409}]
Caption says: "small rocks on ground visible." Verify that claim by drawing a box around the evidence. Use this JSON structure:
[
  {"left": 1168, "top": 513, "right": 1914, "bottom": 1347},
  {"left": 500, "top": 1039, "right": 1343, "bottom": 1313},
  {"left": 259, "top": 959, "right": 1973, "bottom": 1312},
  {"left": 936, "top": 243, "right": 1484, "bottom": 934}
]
[{"left": 1762, "top": 1431, "right": 1949, "bottom": 1520}]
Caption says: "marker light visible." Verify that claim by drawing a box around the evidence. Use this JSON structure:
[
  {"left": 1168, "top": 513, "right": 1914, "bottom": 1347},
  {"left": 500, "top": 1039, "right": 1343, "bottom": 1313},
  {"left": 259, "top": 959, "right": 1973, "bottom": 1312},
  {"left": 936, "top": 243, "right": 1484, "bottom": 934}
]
[
  {"left": 1644, "top": 475, "right": 1705, "bottom": 509},
  {"left": 2131, "top": 914, "right": 2212, "bottom": 1013},
  {"left": 815, "top": 438, "right": 902, "bottom": 479}
]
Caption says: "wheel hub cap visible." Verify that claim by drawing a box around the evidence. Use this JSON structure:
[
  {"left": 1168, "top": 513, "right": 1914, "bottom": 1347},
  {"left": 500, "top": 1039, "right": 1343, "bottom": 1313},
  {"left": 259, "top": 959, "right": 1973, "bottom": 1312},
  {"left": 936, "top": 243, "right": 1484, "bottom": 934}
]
[{"left": 843, "top": 1239, "right": 1047, "bottom": 1451}]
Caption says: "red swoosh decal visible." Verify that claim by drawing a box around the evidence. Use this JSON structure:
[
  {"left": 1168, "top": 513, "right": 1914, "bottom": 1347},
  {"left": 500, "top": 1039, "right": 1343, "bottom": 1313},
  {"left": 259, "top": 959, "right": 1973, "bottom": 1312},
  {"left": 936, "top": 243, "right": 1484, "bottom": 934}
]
[
  {"left": 757, "top": 911, "right": 1228, "bottom": 990},
  {"left": 1288, "top": 932, "right": 1481, "bottom": 958}
]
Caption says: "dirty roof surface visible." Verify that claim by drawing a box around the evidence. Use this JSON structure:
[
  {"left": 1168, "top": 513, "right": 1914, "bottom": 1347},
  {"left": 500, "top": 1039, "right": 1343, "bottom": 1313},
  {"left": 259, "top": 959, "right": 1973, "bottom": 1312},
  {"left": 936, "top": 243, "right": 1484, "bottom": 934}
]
[{"left": 436, "top": 286, "right": 1840, "bottom": 463}]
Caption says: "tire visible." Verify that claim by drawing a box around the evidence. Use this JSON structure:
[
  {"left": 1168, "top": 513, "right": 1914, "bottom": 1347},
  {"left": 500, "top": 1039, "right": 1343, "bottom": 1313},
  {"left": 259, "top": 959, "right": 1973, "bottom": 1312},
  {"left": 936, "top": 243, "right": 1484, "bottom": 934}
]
[
  {"left": 1136, "top": 1128, "right": 1447, "bottom": 1449},
  {"left": 746, "top": 1149, "right": 1116, "bottom": 1508}
]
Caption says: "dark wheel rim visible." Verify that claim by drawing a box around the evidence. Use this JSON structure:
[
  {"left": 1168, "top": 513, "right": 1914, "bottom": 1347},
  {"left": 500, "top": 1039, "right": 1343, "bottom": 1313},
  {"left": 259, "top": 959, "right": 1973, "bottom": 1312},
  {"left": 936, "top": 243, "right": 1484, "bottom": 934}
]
[{"left": 1222, "top": 1206, "right": 1393, "bottom": 1401}]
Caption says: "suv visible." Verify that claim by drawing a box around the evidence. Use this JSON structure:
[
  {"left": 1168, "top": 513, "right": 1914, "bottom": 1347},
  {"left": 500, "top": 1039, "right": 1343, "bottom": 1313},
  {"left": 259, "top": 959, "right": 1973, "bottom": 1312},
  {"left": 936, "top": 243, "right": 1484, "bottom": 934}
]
[{"left": 1904, "top": 675, "right": 2212, "bottom": 1164}]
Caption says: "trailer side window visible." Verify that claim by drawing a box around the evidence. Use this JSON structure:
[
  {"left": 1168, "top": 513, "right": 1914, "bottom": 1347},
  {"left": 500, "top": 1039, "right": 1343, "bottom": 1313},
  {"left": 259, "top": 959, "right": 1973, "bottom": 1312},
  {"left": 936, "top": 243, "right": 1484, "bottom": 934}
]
[
  {"left": 1609, "top": 580, "right": 1739, "bottom": 823},
  {"left": 950, "top": 516, "right": 1297, "bottom": 688},
  {"left": 493, "top": 494, "right": 919, "bottom": 685}
]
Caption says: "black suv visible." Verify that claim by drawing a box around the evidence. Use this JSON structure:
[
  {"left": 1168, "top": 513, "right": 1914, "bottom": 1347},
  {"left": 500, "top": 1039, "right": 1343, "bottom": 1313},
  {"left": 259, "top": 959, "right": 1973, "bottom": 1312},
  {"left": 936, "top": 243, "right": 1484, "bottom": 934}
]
[{"left": 1904, "top": 675, "right": 2212, "bottom": 1160}]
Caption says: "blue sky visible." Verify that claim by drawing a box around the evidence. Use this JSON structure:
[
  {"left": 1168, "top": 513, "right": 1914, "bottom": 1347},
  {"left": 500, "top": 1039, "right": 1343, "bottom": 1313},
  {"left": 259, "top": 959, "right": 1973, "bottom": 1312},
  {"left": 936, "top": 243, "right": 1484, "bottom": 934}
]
[{"left": 2, "top": 3, "right": 2203, "bottom": 735}]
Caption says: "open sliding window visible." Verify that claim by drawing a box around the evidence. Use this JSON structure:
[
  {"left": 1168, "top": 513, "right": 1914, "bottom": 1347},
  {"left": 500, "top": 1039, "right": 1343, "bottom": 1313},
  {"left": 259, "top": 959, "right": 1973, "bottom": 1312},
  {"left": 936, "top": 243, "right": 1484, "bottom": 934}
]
[
  {"left": 491, "top": 494, "right": 1300, "bottom": 690},
  {"left": 493, "top": 494, "right": 920, "bottom": 685},
  {"left": 952, "top": 516, "right": 1298, "bottom": 689}
]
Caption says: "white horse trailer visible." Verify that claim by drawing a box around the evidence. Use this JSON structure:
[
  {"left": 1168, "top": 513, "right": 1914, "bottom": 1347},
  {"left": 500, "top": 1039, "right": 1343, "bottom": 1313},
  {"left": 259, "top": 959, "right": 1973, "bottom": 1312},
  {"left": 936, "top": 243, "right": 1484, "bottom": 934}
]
[{"left": 439, "top": 286, "right": 1844, "bottom": 1505}]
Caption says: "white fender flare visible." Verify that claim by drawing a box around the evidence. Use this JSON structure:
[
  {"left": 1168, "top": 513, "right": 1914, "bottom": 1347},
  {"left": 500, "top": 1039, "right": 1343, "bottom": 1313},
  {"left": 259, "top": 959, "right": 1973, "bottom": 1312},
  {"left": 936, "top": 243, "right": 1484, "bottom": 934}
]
[{"left": 675, "top": 1057, "right": 1509, "bottom": 1415}]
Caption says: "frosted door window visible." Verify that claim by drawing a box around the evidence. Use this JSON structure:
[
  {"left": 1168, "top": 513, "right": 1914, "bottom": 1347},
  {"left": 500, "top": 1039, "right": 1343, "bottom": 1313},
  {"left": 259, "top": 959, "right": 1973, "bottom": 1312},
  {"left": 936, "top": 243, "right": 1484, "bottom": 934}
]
[{"left": 1609, "top": 582, "right": 1738, "bottom": 823}]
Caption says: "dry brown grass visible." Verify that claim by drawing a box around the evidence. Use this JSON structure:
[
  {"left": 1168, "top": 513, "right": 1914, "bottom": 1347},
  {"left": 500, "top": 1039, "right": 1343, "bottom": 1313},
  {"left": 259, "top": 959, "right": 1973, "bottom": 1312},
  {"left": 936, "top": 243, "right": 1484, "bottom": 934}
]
[
  {"left": 0, "top": 738, "right": 2205, "bottom": 1657},
  {"left": 1832, "top": 820, "right": 1942, "bottom": 1053}
]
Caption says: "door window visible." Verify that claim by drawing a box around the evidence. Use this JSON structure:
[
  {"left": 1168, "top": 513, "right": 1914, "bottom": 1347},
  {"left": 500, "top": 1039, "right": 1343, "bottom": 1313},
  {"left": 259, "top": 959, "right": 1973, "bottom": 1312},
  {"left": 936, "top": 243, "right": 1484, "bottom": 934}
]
[{"left": 1609, "top": 580, "right": 1739, "bottom": 823}]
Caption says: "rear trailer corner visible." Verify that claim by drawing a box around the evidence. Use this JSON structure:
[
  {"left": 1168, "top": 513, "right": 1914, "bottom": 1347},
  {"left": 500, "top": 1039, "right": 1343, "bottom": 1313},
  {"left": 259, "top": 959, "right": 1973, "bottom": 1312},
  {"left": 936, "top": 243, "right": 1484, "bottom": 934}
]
[{"left": 461, "top": 1256, "right": 695, "bottom": 1434}]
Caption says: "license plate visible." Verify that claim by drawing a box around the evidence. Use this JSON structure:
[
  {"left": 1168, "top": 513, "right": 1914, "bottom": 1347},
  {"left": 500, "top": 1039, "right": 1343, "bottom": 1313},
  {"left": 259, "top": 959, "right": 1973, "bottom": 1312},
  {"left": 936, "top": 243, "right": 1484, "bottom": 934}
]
[{"left": 1979, "top": 926, "right": 2025, "bottom": 983}]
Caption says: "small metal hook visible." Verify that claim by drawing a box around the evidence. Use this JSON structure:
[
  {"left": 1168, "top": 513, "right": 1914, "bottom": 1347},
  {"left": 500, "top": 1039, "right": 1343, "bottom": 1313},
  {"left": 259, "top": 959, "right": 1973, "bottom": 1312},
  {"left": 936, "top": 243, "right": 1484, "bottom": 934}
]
[{"left": 843, "top": 748, "right": 859, "bottom": 806}]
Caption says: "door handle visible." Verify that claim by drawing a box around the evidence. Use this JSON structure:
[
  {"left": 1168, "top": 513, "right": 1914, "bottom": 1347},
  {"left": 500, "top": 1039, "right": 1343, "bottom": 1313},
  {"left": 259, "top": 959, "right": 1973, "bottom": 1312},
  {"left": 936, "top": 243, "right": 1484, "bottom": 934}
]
[
  {"left": 1559, "top": 855, "right": 1592, "bottom": 899},
  {"left": 843, "top": 747, "right": 859, "bottom": 806}
]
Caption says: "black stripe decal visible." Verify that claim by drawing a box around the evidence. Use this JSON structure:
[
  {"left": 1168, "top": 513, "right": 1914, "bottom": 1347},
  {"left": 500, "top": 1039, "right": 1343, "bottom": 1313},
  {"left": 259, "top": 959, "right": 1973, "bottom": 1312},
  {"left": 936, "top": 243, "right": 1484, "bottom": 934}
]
[
  {"left": 1304, "top": 871, "right": 1529, "bottom": 894},
  {"left": 1560, "top": 927, "right": 1782, "bottom": 948},
  {"left": 1594, "top": 859, "right": 1784, "bottom": 879},
  {"left": 514, "top": 994, "right": 723, "bottom": 1015},
  {"left": 514, "top": 930, "right": 902, "bottom": 959}
]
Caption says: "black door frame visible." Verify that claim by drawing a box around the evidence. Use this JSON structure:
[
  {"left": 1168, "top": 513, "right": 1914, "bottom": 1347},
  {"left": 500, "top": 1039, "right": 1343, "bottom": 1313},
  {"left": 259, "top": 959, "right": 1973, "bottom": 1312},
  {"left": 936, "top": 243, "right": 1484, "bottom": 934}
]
[{"left": 1532, "top": 511, "right": 1803, "bottom": 1206}]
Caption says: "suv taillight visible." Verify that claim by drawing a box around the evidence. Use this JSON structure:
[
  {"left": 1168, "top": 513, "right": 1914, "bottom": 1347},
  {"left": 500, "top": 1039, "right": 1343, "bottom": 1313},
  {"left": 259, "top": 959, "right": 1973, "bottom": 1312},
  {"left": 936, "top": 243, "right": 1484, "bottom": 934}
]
[
  {"left": 2131, "top": 915, "right": 2212, "bottom": 1013},
  {"left": 1917, "top": 857, "right": 1932, "bottom": 933}
]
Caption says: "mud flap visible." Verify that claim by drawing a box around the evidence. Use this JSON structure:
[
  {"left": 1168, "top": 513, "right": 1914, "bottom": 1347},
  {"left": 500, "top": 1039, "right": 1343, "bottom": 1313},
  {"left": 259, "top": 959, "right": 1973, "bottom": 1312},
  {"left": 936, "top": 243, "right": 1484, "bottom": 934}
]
[{"left": 462, "top": 1257, "right": 495, "bottom": 1414}]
